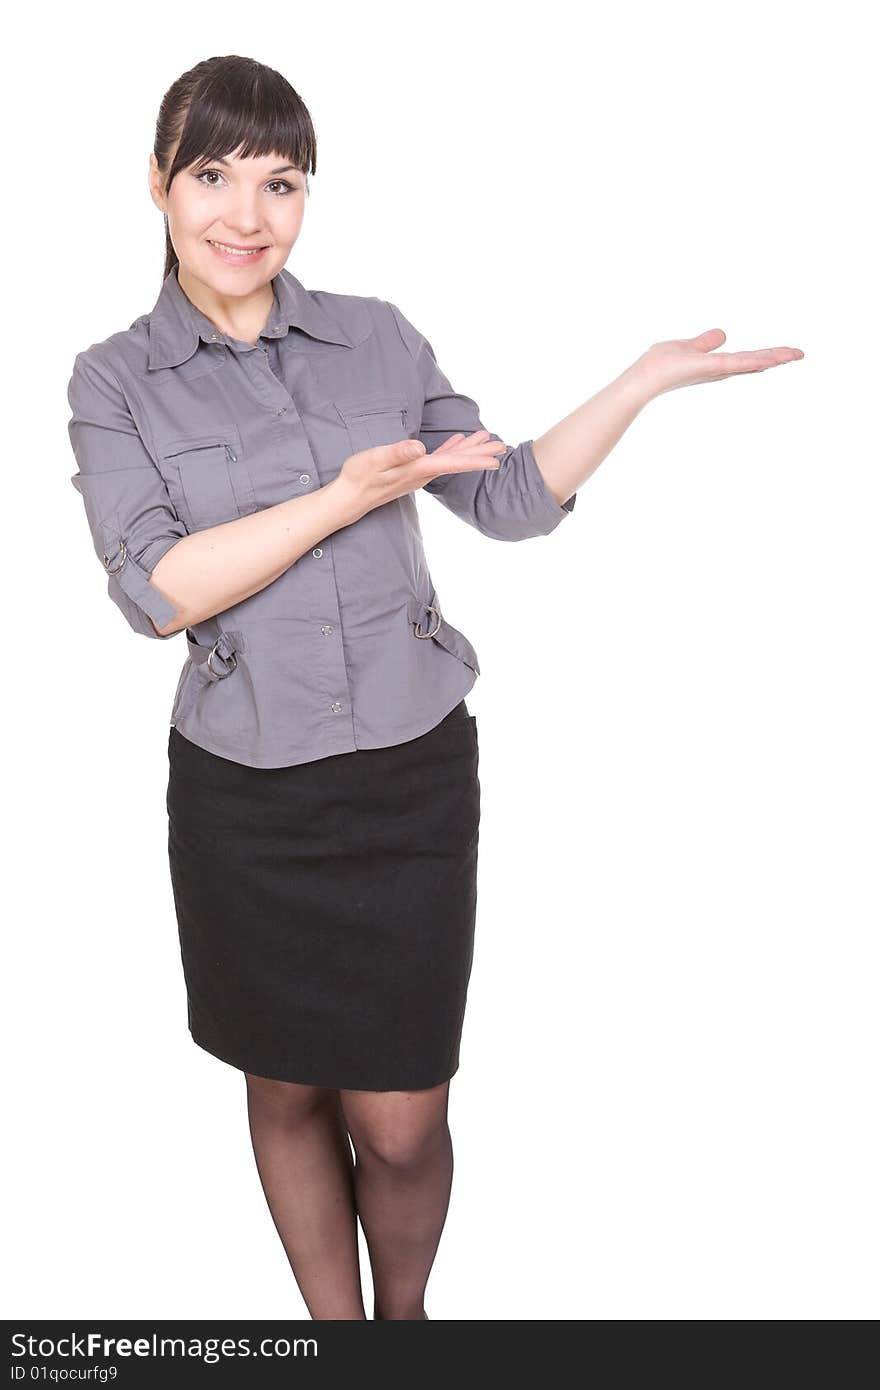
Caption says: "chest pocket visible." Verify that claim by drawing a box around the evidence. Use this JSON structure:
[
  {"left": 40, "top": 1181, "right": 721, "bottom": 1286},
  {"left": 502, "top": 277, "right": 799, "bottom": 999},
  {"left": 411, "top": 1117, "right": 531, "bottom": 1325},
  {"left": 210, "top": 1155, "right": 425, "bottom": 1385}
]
[
  {"left": 157, "top": 427, "right": 256, "bottom": 531},
  {"left": 333, "top": 393, "right": 411, "bottom": 453}
]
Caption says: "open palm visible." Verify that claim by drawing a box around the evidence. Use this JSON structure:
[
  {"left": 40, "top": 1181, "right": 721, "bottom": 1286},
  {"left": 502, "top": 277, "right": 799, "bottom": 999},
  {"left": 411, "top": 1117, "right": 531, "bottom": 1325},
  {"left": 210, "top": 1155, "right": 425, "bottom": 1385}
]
[{"left": 638, "top": 329, "right": 804, "bottom": 397}]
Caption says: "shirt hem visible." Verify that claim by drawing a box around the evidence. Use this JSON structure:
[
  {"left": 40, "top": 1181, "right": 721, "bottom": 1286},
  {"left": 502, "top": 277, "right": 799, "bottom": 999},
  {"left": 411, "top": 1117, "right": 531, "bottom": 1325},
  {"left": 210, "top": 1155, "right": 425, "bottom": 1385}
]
[{"left": 170, "top": 676, "right": 478, "bottom": 769}]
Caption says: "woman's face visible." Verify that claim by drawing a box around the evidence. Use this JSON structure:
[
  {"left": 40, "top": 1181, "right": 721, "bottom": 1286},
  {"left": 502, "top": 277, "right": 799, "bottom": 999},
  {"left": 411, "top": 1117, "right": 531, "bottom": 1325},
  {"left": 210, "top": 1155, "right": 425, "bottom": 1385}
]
[{"left": 149, "top": 143, "right": 307, "bottom": 294}]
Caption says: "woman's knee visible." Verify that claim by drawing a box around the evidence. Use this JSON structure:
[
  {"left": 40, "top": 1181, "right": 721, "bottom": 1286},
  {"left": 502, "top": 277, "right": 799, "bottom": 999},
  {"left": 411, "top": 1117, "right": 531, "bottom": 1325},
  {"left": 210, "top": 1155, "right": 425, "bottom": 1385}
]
[{"left": 341, "top": 1084, "right": 451, "bottom": 1169}]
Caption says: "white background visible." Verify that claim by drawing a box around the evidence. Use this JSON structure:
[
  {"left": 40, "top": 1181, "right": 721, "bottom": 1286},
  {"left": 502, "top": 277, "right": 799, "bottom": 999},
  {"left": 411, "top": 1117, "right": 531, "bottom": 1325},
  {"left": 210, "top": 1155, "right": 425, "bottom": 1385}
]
[{"left": 4, "top": 0, "right": 876, "bottom": 1320}]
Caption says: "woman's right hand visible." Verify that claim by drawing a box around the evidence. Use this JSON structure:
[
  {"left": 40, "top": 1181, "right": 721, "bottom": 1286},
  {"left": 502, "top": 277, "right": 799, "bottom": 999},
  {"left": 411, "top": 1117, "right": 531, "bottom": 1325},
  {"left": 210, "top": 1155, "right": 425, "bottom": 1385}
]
[{"left": 335, "top": 430, "right": 509, "bottom": 521}]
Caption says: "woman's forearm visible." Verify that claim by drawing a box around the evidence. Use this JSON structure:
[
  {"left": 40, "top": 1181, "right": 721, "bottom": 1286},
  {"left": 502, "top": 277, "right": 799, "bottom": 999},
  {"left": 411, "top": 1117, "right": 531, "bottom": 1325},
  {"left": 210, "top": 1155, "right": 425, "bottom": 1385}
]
[
  {"left": 530, "top": 362, "right": 654, "bottom": 507},
  {"left": 148, "top": 476, "right": 362, "bottom": 636},
  {"left": 147, "top": 430, "right": 511, "bottom": 637},
  {"left": 530, "top": 327, "right": 804, "bottom": 507}
]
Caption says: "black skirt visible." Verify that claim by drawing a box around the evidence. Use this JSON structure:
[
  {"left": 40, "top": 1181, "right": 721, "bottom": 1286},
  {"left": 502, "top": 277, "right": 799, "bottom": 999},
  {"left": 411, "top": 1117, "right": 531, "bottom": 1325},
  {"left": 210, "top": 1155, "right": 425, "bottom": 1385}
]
[{"left": 166, "top": 698, "right": 480, "bottom": 1091}]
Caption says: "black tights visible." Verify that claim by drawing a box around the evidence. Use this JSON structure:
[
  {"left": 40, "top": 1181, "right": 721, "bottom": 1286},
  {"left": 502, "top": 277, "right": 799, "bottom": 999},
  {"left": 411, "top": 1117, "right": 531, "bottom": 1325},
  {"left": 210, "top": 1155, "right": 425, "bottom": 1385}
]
[{"left": 244, "top": 1072, "right": 452, "bottom": 1319}]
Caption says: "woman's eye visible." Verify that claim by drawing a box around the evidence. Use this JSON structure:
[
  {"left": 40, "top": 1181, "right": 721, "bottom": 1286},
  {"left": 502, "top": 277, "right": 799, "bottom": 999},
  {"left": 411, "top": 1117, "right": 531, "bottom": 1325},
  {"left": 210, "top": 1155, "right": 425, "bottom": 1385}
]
[{"left": 194, "top": 169, "right": 296, "bottom": 196}]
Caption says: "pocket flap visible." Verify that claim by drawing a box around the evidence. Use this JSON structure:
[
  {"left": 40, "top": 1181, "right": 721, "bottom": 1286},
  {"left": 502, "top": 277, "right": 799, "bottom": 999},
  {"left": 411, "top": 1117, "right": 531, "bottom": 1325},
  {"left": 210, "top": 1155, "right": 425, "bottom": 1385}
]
[
  {"left": 332, "top": 393, "right": 409, "bottom": 420},
  {"left": 158, "top": 428, "right": 242, "bottom": 461}
]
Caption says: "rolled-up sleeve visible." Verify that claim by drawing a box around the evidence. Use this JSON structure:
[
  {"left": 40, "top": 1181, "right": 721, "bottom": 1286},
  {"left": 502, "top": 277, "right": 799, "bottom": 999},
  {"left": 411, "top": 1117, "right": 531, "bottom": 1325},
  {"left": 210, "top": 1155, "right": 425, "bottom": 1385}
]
[
  {"left": 386, "top": 300, "right": 577, "bottom": 542},
  {"left": 67, "top": 348, "right": 187, "bottom": 638}
]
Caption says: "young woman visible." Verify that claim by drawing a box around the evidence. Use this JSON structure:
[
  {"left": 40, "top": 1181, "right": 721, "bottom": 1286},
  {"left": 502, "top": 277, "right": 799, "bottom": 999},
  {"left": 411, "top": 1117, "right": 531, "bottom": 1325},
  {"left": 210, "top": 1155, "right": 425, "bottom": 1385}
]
[{"left": 67, "top": 54, "right": 803, "bottom": 1321}]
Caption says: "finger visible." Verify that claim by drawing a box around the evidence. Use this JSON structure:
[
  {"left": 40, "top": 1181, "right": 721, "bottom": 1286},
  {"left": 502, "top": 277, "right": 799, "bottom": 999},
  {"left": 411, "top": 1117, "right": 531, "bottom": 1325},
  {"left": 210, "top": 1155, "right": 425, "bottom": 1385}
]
[
  {"left": 382, "top": 437, "right": 510, "bottom": 485},
  {"left": 431, "top": 437, "right": 510, "bottom": 457},
  {"left": 690, "top": 328, "right": 727, "bottom": 352},
  {"left": 713, "top": 347, "right": 805, "bottom": 375},
  {"left": 428, "top": 456, "right": 503, "bottom": 474},
  {"left": 422, "top": 448, "right": 507, "bottom": 475},
  {"left": 430, "top": 429, "right": 492, "bottom": 454},
  {"left": 740, "top": 346, "right": 804, "bottom": 364},
  {"left": 431, "top": 433, "right": 467, "bottom": 453}
]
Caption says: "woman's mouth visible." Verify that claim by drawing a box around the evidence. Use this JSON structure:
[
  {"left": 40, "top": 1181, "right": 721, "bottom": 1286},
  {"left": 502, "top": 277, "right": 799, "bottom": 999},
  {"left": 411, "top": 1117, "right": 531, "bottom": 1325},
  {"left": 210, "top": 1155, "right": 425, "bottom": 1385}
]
[{"left": 206, "top": 240, "right": 270, "bottom": 264}]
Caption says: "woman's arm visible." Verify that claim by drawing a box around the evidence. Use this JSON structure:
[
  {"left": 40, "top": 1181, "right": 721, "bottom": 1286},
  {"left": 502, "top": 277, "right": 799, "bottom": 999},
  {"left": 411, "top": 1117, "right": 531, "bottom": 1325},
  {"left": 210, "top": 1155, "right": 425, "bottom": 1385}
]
[
  {"left": 152, "top": 435, "right": 513, "bottom": 635},
  {"left": 387, "top": 300, "right": 578, "bottom": 541},
  {"left": 152, "top": 432, "right": 507, "bottom": 635},
  {"left": 530, "top": 328, "right": 804, "bottom": 506},
  {"left": 148, "top": 480, "right": 362, "bottom": 635},
  {"left": 68, "top": 345, "right": 505, "bottom": 640},
  {"left": 68, "top": 347, "right": 370, "bottom": 640}
]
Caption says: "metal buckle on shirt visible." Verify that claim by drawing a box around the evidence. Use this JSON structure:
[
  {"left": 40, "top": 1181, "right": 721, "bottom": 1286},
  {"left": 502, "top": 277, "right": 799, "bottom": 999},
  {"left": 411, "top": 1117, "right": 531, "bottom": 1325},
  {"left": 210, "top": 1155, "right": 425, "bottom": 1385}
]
[
  {"left": 207, "top": 638, "right": 237, "bottom": 677},
  {"left": 184, "top": 630, "right": 243, "bottom": 681},
  {"left": 102, "top": 539, "right": 127, "bottom": 574},
  {"left": 412, "top": 604, "right": 442, "bottom": 639},
  {"left": 172, "top": 629, "right": 245, "bottom": 730}
]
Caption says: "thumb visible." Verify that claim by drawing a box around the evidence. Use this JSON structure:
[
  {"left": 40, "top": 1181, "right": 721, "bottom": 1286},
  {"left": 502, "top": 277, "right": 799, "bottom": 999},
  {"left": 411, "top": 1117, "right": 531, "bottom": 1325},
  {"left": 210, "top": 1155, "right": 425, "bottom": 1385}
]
[
  {"left": 396, "top": 438, "right": 426, "bottom": 461},
  {"left": 690, "top": 328, "right": 726, "bottom": 352}
]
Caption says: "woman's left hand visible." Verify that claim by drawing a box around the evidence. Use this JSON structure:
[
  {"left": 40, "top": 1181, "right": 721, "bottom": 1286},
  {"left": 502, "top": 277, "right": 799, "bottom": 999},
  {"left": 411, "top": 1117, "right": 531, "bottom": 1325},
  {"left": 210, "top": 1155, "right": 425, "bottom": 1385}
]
[{"left": 635, "top": 329, "right": 804, "bottom": 399}]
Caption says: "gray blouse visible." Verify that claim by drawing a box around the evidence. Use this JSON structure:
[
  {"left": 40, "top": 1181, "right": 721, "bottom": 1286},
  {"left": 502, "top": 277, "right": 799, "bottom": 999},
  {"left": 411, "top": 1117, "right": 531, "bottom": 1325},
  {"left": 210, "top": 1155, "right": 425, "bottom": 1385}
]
[{"left": 67, "top": 265, "right": 577, "bottom": 768}]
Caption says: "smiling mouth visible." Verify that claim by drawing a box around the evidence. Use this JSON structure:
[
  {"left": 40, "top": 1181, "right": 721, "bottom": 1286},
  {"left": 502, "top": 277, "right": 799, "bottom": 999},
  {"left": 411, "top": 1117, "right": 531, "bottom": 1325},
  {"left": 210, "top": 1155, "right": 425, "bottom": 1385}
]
[{"left": 206, "top": 240, "right": 270, "bottom": 256}]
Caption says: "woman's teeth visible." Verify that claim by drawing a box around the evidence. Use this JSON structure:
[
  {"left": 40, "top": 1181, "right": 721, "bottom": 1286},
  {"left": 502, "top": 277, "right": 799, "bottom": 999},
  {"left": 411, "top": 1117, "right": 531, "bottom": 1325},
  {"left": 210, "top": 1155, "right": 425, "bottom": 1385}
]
[{"left": 208, "top": 241, "right": 266, "bottom": 256}]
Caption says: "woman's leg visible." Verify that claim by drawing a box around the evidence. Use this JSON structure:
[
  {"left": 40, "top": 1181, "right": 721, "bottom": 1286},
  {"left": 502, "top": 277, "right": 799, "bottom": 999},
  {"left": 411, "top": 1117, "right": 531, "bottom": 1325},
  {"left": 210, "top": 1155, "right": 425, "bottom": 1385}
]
[
  {"left": 244, "top": 1072, "right": 366, "bottom": 1319},
  {"left": 339, "top": 1079, "right": 453, "bottom": 1320}
]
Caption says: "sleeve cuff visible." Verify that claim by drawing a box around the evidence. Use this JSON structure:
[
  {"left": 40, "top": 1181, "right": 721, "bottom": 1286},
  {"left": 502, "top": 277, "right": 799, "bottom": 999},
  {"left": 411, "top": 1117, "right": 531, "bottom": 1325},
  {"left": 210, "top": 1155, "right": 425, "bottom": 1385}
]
[
  {"left": 99, "top": 525, "right": 180, "bottom": 632},
  {"left": 520, "top": 438, "right": 578, "bottom": 533}
]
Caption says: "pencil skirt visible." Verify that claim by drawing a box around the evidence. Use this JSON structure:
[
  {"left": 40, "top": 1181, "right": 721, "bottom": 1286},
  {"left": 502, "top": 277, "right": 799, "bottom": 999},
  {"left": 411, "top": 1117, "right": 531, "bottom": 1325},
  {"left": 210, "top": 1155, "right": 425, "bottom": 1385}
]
[{"left": 165, "top": 698, "right": 480, "bottom": 1091}]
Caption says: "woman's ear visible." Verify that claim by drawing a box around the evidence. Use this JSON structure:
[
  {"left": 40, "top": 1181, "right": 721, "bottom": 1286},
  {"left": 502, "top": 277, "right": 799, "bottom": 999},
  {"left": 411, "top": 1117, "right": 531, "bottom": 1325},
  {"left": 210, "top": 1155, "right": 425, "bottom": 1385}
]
[{"left": 147, "top": 152, "right": 166, "bottom": 214}]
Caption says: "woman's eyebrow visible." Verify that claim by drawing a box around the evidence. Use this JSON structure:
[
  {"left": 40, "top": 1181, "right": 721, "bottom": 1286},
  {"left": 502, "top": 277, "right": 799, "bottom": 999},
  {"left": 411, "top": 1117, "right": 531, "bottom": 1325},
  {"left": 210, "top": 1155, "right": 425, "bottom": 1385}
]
[{"left": 211, "top": 156, "right": 299, "bottom": 176}]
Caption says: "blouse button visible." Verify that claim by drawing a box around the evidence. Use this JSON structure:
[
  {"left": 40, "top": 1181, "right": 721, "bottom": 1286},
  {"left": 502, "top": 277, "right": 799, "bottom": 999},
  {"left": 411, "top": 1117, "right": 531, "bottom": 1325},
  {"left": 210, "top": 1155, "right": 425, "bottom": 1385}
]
[
  {"left": 330, "top": 701, "right": 343, "bottom": 713},
  {"left": 299, "top": 473, "right": 310, "bottom": 484},
  {"left": 321, "top": 624, "right": 334, "bottom": 635},
  {"left": 312, "top": 547, "right": 322, "bottom": 558}
]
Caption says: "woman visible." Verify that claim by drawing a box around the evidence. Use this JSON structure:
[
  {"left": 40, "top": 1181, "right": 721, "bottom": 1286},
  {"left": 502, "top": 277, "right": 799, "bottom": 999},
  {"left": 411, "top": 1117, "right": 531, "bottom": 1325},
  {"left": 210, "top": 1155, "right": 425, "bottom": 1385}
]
[{"left": 67, "top": 55, "right": 802, "bottom": 1321}]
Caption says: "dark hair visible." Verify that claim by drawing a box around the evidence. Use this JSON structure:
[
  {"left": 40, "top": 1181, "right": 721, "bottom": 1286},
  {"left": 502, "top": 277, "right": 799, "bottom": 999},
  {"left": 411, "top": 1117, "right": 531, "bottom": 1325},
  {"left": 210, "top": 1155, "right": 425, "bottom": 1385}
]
[{"left": 153, "top": 55, "right": 317, "bottom": 283}]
